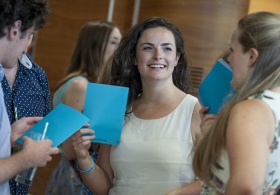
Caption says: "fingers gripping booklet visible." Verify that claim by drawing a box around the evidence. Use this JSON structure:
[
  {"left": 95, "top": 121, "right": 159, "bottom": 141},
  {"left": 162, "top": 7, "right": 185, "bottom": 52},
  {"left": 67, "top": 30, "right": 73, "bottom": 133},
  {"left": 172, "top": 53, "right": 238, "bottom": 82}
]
[{"left": 198, "top": 58, "right": 235, "bottom": 114}]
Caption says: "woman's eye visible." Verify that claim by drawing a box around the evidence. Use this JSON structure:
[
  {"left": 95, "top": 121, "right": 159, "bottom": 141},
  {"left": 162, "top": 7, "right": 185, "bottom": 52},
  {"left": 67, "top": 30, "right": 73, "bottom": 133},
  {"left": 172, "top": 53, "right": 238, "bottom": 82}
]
[
  {"left": 143, "top": 46, "right": 152, "bottom": 50},
  {"left": 110, "top": 41, "right": 118, "bottom": 45},
  {"left": 163, "top": 47, "right": 172, "bottom": 51}
]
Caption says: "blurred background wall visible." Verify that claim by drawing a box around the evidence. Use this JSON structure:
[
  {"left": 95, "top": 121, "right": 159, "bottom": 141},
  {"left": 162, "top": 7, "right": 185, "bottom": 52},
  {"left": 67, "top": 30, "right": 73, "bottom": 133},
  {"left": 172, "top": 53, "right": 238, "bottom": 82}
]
[
  {"left": 27, "top": 1, "right": 280, "bottom": 194},
  {"left": 33, "top": 0, "right": 249, "bottom": 97},
  {"left": 32, "top": 0, "right": 280, "bottom": 98}
]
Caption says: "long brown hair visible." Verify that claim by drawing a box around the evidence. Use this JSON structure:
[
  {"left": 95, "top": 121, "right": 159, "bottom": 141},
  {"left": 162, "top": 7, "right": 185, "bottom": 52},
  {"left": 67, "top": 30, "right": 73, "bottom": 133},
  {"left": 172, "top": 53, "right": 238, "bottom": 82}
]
[
  {"left": 56, "top": 21, "right": 119, "bottom": 90},
  {"left": 97, "top": 55, "right": 113, "bottom": 84},
  {"left": 193, "top": 11, "right": 280, "bottom": 184}
]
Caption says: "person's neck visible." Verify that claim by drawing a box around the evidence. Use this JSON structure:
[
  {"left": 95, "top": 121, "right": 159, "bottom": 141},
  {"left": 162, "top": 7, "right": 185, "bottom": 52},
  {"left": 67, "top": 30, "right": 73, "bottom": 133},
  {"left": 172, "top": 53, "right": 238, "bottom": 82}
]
[
  {"left": 4, "top": 61, "right": 19, "bottom": 88},
  {"left": 138, "top": 83, "right": 182, "bottom": 106},
  {"left": 0, "top": 40, "right": 6, "bottom": 65}
]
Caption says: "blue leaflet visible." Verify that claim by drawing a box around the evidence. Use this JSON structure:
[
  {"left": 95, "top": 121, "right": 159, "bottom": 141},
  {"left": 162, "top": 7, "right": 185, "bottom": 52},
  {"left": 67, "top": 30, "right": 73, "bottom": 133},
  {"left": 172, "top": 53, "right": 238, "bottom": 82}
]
[
  {"left": 198, "top": 58, "right": 235, "bottom": 114},
  {"left": 84, "top": 83, "right": 129, "bottom": 145},
  {"left": 16, "top": 103, "right": 90, "bottom": 147}
]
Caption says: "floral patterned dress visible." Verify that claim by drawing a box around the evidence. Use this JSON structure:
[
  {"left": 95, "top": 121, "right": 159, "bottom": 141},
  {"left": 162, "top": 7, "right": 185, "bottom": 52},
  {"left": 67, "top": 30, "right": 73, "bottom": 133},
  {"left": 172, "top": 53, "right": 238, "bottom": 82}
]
[{"left": 201, "top": 90, "right": 280, "bottom": 195}]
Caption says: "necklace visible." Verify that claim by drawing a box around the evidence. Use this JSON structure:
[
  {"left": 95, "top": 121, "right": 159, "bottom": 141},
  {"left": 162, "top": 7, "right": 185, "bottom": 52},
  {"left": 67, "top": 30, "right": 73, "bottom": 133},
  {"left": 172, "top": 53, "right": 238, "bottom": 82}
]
[
  {"left": 4, "top": 62, "right": 19, "bottom": 88},
  {"left": 5, "top": 75, "right": 15, "bottom": 89},
  {"left": 6, "top": 77, "right": 15, "bottom": 88}
]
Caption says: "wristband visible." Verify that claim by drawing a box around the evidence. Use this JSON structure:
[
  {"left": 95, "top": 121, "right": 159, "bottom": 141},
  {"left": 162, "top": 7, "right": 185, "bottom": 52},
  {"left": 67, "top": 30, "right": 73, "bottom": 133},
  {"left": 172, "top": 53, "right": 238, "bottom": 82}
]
[{"left": 76, "top": 159, "right": 94, "bottom": 173}]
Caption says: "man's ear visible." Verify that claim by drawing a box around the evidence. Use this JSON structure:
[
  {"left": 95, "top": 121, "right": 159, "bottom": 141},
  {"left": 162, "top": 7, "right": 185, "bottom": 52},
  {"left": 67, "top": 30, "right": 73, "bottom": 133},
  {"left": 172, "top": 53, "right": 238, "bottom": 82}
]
[
  {"left": 248, "top": 48, "right": 258, "bottom": 67},
  {"left": 8, "top": 20, "right": 22, "bottom": 39}
]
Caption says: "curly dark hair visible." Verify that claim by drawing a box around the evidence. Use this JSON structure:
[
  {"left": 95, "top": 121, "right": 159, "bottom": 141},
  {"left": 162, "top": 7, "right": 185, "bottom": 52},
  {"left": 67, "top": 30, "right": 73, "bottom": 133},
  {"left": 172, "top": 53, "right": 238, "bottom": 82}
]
[
  {"left": 0, "top": 0, "right": 50, "bottom": 38},
  {"left": 111, "top": 17, "right": 192, "bottom": 112}
]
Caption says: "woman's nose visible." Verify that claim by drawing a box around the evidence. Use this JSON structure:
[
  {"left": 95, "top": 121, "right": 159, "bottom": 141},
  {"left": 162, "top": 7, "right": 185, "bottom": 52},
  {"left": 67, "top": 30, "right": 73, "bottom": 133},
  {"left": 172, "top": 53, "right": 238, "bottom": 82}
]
[{"left": 154, "top": 49, "right": 163, "bottom": 60}]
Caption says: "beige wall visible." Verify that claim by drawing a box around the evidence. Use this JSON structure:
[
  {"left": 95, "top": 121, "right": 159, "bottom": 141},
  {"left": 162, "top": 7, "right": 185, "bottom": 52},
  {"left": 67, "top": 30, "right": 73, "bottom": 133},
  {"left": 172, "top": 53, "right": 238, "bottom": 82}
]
[{"left": 249, "top": 0, "right": 280, "bottom": 13}]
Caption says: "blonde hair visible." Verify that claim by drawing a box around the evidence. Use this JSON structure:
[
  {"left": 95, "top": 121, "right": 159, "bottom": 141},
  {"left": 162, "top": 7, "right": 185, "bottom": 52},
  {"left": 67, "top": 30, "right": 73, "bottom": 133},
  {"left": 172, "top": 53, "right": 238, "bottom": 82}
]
[{"left": 193, "top": 11, "right": 280, "bottom": 183}]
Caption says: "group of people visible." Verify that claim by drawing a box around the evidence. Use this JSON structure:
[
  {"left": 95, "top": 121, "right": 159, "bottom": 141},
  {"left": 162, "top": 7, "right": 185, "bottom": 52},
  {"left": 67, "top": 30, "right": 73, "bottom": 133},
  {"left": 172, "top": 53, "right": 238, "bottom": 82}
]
[{"left": 0, "top": 0, "right": 279, "bottom": 195}]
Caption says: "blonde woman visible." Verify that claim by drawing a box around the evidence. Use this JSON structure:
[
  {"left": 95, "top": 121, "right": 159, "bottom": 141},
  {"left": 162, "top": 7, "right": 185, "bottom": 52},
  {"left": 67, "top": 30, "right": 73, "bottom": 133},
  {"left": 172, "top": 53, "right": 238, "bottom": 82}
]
[{"left": 193, "top": 12, "right": 280, "bottom": 195}]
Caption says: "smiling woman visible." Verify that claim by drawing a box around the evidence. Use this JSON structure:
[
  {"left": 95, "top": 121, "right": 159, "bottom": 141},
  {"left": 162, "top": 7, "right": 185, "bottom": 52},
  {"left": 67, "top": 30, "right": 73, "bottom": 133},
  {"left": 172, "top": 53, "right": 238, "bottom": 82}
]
[{"left": 71, "top": 17, "right": 202, "bottom": 195}]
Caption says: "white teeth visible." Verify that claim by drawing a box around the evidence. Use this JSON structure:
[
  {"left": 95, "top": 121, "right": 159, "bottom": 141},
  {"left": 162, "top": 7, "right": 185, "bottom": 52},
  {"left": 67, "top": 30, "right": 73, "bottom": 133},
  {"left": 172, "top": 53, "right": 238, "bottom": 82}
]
[{"left": 150, "top": 65, "right": 164, "bottom": 68}]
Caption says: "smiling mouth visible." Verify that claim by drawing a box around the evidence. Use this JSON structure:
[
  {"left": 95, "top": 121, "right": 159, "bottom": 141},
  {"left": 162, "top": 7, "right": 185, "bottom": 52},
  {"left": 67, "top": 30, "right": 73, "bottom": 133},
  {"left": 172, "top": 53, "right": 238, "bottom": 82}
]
[{"left": 148, "top": 64, "right": 166, "bottom": 69}]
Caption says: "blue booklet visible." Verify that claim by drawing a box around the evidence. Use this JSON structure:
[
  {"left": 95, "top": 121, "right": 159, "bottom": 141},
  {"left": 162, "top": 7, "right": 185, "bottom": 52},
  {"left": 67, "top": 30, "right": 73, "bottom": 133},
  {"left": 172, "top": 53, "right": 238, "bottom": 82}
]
[
  {"left": 198, "top": 58, "right": 235, "bottom": 114},
  {"left": 84, "top": 83, "right": 129, "bottom": 145},
  {"left": 16, "top": 103, "right": 90, "bottom": 147}
]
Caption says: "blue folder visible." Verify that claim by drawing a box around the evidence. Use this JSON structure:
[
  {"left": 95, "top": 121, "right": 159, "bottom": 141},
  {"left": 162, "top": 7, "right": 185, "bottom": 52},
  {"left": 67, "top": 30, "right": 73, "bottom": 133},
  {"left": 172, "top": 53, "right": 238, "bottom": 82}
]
[
  {"left": 16, "top": 103, "right": 90, "bottom": 147},
  {"left": 198, "top": 58, "right": 235, "bottom": 114},
  {"left": 84, "top": 83, "right": 129, "bottom": 145}
]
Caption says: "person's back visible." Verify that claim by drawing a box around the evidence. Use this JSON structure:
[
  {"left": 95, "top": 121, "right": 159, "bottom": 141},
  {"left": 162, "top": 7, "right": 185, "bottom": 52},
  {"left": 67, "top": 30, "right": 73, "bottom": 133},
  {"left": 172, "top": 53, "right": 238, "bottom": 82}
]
[{"left": 246, "top": 91, "right": 280, "bottom": 193}]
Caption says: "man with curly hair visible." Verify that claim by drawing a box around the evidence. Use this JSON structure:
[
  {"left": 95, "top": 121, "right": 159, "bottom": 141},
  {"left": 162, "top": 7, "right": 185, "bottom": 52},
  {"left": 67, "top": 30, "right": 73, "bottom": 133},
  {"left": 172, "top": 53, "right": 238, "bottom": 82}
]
[{"left": 0, "top": 0, "right": 59, "bottom": 194}]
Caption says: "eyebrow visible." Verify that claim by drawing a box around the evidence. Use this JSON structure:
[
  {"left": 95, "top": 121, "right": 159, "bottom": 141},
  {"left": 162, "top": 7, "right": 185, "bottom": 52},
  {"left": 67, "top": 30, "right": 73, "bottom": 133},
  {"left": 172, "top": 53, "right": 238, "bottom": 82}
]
[
  {"left": 140, "top": 43, "right": 174, "bottom": 47},
  {"left": 110, "top": 36, "right": 119, "bottom": 40}
]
